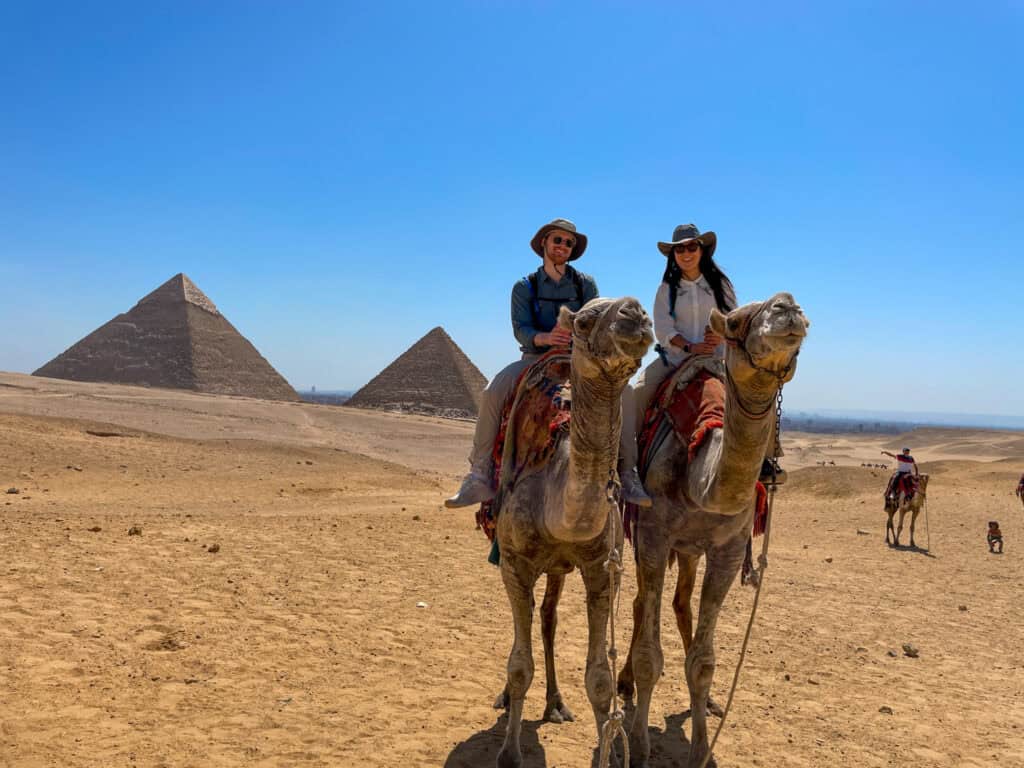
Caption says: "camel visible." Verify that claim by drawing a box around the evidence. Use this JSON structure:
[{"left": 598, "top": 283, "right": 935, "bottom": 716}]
[
  {"left": 493, "top": 296, "right": 653, "bottom": 768},
  {"left": 885, "top": 474, "right": 929, "bottom": 548},
  {"left": 617, "top": 293, "right": 809, "bottom": 768}
]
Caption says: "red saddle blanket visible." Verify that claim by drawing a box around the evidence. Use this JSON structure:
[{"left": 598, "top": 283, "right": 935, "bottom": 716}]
[
  {"left": 476, "top": 350, "right": 572, "bottom": 542},
  {"left": 886, "top": 473, "right": 919, "bottom": 503},
  {"left": 625, "top": 365, "right": 768, "bottom": 543}
]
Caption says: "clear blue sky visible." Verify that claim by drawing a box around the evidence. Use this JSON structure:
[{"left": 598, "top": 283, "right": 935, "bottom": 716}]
[{"left": 2, "top": 2, "right": 1022, "bottom": 418}]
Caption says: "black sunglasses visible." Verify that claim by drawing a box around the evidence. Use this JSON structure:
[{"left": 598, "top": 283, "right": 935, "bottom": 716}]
[
  {"left": 673, "top": 242, "right": 701, "bottom": 254},
  {"left": 551, "top": 235, "right": 575, "bottom": 248}
]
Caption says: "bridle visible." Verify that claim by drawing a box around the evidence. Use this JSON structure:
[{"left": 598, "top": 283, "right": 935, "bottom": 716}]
[{"left": 723, "top": 299, "right": 800, "bottom": 420}]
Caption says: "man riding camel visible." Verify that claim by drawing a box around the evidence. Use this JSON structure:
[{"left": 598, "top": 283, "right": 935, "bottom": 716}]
[
  {"left": 446, "top": 218, "right": 628, "bottom": 507},
  {"left": 882, "top": 447, "right": 919, "bottom": 504}
]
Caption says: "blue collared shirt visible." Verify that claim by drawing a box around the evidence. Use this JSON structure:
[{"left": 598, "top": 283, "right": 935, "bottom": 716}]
[{"left": 511, "top": 266, "right": 599, "bottom": 354}]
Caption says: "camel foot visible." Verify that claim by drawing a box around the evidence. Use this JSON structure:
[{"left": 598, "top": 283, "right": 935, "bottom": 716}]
[
  {"left": 493, "top": 689, "right": 510, "bottom": 711},
  {"left": 707, "top": 696, "right": 725, "bottom": 718},
  {"left": 687, "top": 745, "right": 716, "bottom": 768},
  {"left": 617, "top": 676, "right": 635, "bottom": 700},
  {"left": 542, "top": 696, "right": 574, "bottom": 723},
  {"left": 496, "top": 747, "right": 521, "bottom": 768}
]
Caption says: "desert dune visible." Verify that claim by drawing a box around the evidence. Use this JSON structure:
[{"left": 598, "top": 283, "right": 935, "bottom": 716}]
[{"left": 2, "top": 371, "right": 1022, "bottom": 767}]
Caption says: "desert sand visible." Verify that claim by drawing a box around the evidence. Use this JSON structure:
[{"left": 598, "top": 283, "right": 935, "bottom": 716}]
[{"left": 2, "top": 371, "right": 1022, "bottom": 767}]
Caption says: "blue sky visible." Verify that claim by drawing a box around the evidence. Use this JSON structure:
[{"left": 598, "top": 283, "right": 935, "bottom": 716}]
[{"left": 2, "top": 2, "right": 1022, "bottom": 418}]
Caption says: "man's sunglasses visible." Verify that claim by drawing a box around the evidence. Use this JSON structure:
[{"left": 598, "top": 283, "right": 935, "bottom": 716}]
[
  {"left": 673, "top": 242, "right": 701, "bottom": 254},
  {"left": 550, "top": 236, "right": 575, "bottom": 248}
]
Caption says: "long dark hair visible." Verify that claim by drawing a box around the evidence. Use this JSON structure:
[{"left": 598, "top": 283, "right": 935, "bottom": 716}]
[{"left": 661, "top": 246, "right": 736, "bottom": 313}]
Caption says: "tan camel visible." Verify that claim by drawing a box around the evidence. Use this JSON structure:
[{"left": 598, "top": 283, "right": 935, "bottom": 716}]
[
  {"left": 493, "top": 296, "right": 653, "bottom": 768},
  {"left": 885, "top": 474, "right": 929, "bottom": 548},
  {"left": 616, "top": 293, "right": 809, "bottom": 768}
]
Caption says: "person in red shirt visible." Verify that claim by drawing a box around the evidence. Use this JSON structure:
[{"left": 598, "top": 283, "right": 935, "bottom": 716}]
[{"left": 882, "top": 447, "right": 918, "bottom": 503}]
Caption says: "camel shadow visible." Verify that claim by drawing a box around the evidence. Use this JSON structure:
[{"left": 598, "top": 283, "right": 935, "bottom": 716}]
[
  {"left": 444, "top": 713, "right": 547, "bottom": 768},
  {"left": 887, "top": 542, "right": 937, "bottom": 558},
  {"left": 617, "top": 700, "right": 702, "bottom": 767}
]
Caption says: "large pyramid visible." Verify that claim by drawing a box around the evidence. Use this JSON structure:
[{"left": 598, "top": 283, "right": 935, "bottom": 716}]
[
  {"left": 33, "top": 273, "right": 300, "bottom": 402},
  {"left": 346, "top": 327, "right": 487, "bottom": 418}
]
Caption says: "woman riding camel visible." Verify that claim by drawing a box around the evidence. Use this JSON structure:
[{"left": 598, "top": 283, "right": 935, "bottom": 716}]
[
  {"left": 445, "top": 218, "right": 599, "bottom": 508},
  {"left": 619, "top": 223, "right": 787, "bottom": 505}
]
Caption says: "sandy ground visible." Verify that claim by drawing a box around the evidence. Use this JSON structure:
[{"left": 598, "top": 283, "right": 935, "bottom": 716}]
[{"left": 2, "top": 371, "right": 1023, "bottom": 767}]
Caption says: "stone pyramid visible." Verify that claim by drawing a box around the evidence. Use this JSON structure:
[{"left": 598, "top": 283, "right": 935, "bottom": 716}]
[
  {"left": 33, "top": 273, "right": 300, "bottom": 401},
  {"left": 347, "top": 327, "right": 487, "bottom": 418}
]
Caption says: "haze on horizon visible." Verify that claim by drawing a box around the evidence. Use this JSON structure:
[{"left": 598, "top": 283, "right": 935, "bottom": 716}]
[{"left": 2, "top": 2, "right": 1022, "bottom": 420}]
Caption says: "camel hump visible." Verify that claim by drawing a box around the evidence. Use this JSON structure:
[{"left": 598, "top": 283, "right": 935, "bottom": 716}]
[{"left": 498, "top": 351, "right": 573, "bottom": 489}]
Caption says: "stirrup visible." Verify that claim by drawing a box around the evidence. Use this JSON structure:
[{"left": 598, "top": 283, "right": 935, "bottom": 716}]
[{"left": 760, "top": 458, "right": 787, "bottom": 485}]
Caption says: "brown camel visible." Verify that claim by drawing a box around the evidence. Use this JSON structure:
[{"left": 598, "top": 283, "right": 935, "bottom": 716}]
[
  {"left": 493, "top": 296, "right": 653, "bottom": 768},
  {"left": 617, "top": 293, "right": 809, "bottom": 768},
  {"left": 885, "top": 474, "right": 929, "bottom": 548}
]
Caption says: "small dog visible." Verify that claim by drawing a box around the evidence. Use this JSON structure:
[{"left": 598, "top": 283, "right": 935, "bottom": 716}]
[{"left": 987, "top": 521, "right": 1004, "bottom": 554}]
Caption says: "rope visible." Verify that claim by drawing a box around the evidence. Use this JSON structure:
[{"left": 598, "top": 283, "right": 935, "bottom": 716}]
[
  {"left": 597, "top": 469, "right": 630, "bottom": 768},
  {"left": 924, "top": 492, "right": 931, "bottom": 552},
  {"left": 695, "top": 384, "right": 784, "bottom": 768}
]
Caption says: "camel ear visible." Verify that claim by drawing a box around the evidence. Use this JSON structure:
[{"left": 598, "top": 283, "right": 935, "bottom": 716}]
[
  {"left": 709, "top": 308, "right": 727, "bottom": 336},
  {"left": 557, "top": 305, "right": 575, "bottom": 330}
]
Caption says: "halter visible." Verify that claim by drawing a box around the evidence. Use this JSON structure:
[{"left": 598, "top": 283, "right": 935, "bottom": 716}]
[{"left": 724, "top": 298, "right": 800, "bottom": 386}]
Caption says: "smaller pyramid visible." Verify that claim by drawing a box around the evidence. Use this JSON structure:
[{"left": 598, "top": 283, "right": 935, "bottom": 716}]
[
  {"left": 34, "top": 273, "right": 300, "bottom": 402},
  {"left": 346, "top": 327, "right": 487, "bottom": 418}
]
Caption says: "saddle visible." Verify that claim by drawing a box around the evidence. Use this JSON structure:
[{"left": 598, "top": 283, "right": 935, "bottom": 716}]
[
  {"left": 475, "top": 350, "right": 572, "bottom": 546},
  {"left": 886, "top": 472, "right": 918, "bottom": 504},
  {"left": 624, "top": 357, "right": 769, "bottom": 546}
]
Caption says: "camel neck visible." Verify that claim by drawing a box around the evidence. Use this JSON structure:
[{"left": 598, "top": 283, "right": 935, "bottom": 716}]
[{"left": 544, "top": 353, "right": 624, "bottom": 542}]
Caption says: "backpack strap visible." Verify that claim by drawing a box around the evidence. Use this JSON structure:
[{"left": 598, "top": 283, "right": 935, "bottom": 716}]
[{"left": 526, "top": 266, "right": 586, "bottom": 329}]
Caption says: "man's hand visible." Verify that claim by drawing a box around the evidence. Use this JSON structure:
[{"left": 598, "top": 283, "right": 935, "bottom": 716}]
[{"left": 536, "top": 327, "right": 572, "bottom": 348}]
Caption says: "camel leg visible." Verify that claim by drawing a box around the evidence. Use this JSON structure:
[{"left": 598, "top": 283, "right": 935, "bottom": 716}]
[
  {"left": 496, "top": 554, "right": 540, "bottom": 768},
  {"left": 625, "top": 543, "right": 669, "bottom": 768},
  {"left": 885, "top": 504, "right": 896, "bottom": 546},
  {"left": 580, "top": 555, "right": 621, "bottom": 767},
  {"left": 540, "top": 573, "right": 574, "bottom": 723},
  {"left": 685, "top": 537, "right": 746, "bottom": 768},
  {"left": 896, "top": 505, "right": 908, "bottom": 547},
  {"left": 671, "top": 554, "right": 724, "bottom": 718},
  {"left": 909, "top": 507, "right": 920, "bottom": 548},
  {"left": 616, "top": 590, "right": 642, "bottom": 700}
]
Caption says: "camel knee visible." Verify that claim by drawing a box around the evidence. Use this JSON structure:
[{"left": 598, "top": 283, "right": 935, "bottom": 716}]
[
  {"left": 686, "top": 651, "right": 716, "bottom": 691},
  {"left": 585, "top": 662, "right": 614, "bottom": 706},
  {"left": 630, "top": 644, "right": 663, "bottom": 687},
  {"left": 506, "top": 651, "right": 534, "bottom": 698}
]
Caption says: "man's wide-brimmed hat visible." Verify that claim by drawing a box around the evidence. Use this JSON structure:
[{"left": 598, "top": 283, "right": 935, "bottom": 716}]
[
  {"left": 530, "top": 218, "right": 588, "bottom": 261},
  {"left": 657, "top": 223, "right": 717, "bottom": 259}
]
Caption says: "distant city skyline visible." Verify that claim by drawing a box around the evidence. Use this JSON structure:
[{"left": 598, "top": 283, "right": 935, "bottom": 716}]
[{"left": 2, "top": 3, "right": 1022, "bottom": 418}]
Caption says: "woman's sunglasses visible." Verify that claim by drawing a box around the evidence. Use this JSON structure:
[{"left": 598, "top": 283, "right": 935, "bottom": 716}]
[
  {"left": 550, "top": 236, "right": 575, "bottom": 248},
  {"left": 673, "top": 242, "right": 701, "bottom": 254}
]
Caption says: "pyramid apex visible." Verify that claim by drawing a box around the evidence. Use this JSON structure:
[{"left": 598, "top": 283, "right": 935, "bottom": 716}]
[{"left": 139, "top": 273, "right": 220, "bottom": 315}]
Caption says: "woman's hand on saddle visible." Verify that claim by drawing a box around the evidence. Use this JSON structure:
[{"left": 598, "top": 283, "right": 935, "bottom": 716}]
[{"left": 702, "top": 326, "right": 724, "bottom": 348}]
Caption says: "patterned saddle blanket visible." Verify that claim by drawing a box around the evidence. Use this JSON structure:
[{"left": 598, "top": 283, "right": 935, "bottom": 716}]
[
  {"left": 624, "top": 356, "right": 768, "bottom": 544},
  {"left": 476, "top": 350, "right": 572, "bottom": 544},
  {"left": 886, "top": 473, "right": 919, "bottom": 504}
]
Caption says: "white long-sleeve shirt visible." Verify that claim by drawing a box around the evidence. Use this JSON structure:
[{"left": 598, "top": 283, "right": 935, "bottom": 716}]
[{"left": 653, "top": 276, "right": 736, "bottom": 366}]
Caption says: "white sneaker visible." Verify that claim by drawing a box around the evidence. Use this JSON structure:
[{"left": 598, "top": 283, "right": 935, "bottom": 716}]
[
  {"left": 620, "top": 468, "right": 653, "bottom": 508},
  {"left": 444, "top": 473, "right": 495, "bottom": 508}
]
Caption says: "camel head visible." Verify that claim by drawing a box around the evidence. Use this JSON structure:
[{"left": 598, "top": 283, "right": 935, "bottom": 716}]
[
  {"left": 559, "top": 297, "right": 654, "bottom": 382},
  {"left": 710, "top": 292, "right": 809, "bottom": 393}
]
